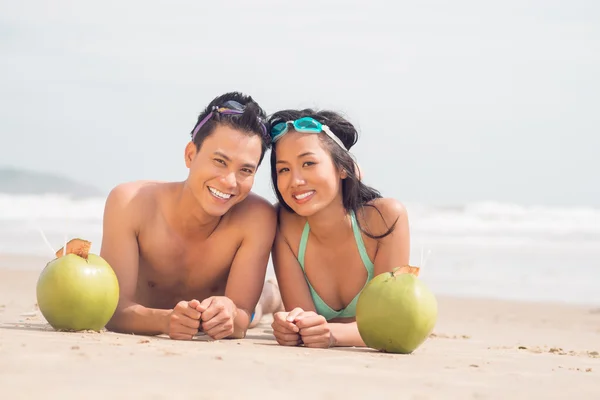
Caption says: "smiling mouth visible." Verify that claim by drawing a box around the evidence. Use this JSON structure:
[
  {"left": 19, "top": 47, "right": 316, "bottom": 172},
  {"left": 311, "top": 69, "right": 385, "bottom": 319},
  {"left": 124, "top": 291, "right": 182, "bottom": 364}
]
[
  {"left": 208, "top": 186, "right": 233, "bottom": 200},
  {"left": 293, "top": 191, "right": 315, "bottom": 200}
]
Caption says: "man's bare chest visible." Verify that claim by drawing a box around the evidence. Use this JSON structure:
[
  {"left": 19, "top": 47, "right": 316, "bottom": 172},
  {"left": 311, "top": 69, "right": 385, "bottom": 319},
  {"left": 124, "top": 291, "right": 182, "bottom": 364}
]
[{"left": 136, "top": 223, "right": 242, "bottom": 293}]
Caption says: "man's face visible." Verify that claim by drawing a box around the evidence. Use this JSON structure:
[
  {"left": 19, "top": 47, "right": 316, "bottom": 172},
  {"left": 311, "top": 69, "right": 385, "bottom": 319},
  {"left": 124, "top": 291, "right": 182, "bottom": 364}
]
[{"left": 185, "top": 125, "right": 263, "bottom": 217}]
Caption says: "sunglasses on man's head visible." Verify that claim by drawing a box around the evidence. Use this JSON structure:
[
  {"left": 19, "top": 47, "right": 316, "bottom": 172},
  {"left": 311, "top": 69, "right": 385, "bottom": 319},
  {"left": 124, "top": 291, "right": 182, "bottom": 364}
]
[{"left": 191, "top": 100, "right": 267, "bottom": 142}]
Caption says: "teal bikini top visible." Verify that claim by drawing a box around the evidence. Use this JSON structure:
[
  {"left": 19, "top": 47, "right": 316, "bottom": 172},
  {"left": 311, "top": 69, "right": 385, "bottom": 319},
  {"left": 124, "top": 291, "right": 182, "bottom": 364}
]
[{"left": 297, "top": 210, "right": 375, "bottom": 321}]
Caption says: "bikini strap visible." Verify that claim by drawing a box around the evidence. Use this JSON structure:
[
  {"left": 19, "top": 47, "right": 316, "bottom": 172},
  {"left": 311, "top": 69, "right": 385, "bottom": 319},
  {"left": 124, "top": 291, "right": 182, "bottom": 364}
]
[
  {"left": 298, "top": 221, "right": 310, "bottom": 270},
  {"left": 350, "top": 210, "right": 375, "bottom": 277}
]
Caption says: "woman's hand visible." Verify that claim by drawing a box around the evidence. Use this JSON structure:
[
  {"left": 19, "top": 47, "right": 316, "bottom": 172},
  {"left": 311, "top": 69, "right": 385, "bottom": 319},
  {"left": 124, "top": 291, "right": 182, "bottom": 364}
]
[
  {"left": 271, "top": 307, "right": 304, "bottom": 346},
  {"left": 294, "top": 311, "right": 336, "bottom": 348}
]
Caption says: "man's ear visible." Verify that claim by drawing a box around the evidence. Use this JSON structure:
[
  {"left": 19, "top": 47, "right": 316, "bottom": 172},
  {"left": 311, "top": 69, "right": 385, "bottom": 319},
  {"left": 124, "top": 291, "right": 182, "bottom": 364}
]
[{"left": 185, "top": 141, "right": 197, "bottom": 168}]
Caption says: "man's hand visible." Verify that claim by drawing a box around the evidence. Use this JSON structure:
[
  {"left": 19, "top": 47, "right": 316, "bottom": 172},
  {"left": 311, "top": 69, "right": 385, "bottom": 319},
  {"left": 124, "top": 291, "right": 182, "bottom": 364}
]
[
  {"left": 271, "top": 307, "right": 304, "bottom": 346},
  {"left": 196, "top": 296, "right": 238, "bottom": 340},
  {"left": 295, "top": 311, "right": 335, "bottom": 349},
  {"left": 168, "top": 299, "right": 202, "bottom": 340}
]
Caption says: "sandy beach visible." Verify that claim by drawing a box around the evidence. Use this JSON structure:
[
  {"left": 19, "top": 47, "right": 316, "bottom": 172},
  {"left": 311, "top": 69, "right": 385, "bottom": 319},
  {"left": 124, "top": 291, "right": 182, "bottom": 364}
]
[{"left": 0, "top": 254, "right": 598, "bottom": 400}]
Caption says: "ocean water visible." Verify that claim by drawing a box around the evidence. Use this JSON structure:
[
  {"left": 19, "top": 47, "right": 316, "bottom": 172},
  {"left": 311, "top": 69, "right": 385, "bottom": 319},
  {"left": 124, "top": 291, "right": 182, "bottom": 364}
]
[{"left": 1, "top": 193, "right": 599, "bottom": 306}]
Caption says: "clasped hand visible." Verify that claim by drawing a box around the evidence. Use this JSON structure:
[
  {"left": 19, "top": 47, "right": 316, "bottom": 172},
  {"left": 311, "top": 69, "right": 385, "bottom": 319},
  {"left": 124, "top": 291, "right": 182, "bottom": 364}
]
[
  {"left": 167, "top": 296, "right": 237, "bottom": 340},
  {"left": 271, "top": 307, "right": 335, "bottom": 348}
]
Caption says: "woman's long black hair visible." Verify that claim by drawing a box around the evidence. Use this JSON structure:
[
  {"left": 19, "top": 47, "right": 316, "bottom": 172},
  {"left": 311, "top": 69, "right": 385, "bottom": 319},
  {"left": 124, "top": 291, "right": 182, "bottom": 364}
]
[{"left": 268, "top": 109, "right": 397, "bottom": 239}]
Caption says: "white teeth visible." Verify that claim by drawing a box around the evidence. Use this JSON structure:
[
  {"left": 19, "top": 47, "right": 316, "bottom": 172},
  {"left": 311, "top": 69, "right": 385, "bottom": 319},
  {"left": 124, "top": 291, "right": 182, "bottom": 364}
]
[
  {"left": 209, "top": 187, "right": 232, "bottom": 199},
  {"left": 294, "top": 191, "right": 314, "bottom": 200}
]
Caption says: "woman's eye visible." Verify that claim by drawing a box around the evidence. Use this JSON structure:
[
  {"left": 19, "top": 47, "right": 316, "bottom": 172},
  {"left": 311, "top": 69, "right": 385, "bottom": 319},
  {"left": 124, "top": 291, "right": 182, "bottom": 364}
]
[
  {"left": 278, "top": 167, "right": 289, "bottom": 174},
  {"left": 302, "top": 161, "right": 315, "bottom": 167},
  {"left": 241, "top": 168, "right": 254, "bottom": 174}
]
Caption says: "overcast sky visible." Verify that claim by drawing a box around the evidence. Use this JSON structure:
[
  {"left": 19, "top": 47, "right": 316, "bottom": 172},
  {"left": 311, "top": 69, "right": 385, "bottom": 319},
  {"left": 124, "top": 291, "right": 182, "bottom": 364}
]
[{"left": 1, "top": 0, "right": 598, "bottom": 207}]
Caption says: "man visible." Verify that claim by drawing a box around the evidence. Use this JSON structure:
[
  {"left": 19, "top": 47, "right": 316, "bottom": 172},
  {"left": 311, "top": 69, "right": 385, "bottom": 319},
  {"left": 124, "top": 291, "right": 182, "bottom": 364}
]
[{"left": 101, "top": 91, "right": 279, "bottom": 340}]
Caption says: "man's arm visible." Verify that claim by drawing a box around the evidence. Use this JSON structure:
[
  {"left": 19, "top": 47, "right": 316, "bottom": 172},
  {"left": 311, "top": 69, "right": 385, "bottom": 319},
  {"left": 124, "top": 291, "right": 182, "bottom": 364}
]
[
  {"left": 101, "top": 183, "right": 170, "bottom": 336},
  {"left": 221, "top": 196, "right": 278, "bottom": 339}
]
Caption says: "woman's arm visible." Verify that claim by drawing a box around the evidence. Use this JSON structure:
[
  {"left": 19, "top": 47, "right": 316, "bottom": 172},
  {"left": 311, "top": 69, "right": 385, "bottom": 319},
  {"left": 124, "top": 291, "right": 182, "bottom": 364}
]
[
  {"left": 370, "top": 198, "right": 411, "bottom": 275},
  {"left": 324, "top": 198, "right": 411, "bottom": 348},
  {"left": 271, "top": 216, "right": 316, "bottom": 313},
  {"left": 270, "top": 211, "right": 319, "bottom": 346}
]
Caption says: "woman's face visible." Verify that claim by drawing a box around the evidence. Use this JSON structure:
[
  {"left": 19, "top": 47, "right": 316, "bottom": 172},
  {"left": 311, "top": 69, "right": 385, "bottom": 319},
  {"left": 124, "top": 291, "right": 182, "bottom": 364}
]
[{"left": 274, "top": 130, "right": 345, "bottom": 217}]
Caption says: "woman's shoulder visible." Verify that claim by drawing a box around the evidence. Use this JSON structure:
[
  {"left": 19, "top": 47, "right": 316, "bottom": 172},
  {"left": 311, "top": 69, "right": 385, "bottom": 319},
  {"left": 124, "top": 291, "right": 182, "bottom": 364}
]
[
  {"left": 366, "top": 197, "right": 408, "bottom": 218},
  {"left": 275, "top": 202, "right": 307, "bottom": 232},
  {"left": 359, "top": 197, "right": 409, "bottom": 238}
]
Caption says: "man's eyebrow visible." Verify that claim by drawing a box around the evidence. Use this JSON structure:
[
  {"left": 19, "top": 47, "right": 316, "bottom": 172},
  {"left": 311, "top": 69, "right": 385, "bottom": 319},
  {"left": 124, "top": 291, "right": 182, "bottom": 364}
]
[
  {"left": 214, "top": 151, "right": 257, "bottom": 170},
  {"left": 213, "top": 151, "right": 231, "bottom": 162}
]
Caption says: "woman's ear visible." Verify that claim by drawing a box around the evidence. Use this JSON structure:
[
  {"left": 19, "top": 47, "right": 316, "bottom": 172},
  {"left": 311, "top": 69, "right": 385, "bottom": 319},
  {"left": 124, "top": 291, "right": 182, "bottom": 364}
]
[
  {"left": 184, "top": 141, "right": 197, "bottom": 168},
  {"left": 354, "top": 162, "right": 363, "bottom": 181}
]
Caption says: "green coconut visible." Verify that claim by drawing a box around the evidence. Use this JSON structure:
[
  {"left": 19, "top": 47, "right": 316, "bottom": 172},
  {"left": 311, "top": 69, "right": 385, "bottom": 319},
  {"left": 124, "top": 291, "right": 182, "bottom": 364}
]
[
  {"left": 356, "top": 266, "right": 438, "bottom": 354},
  {"left": 36, "top": 238, "right": 120, "bottom": 332}
]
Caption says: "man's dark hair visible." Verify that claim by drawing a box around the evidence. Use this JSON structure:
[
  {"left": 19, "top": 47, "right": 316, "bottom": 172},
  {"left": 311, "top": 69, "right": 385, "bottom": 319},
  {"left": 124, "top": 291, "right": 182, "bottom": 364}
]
[{"left": 190, "top": 91, "right": 271, "bottom": 164}]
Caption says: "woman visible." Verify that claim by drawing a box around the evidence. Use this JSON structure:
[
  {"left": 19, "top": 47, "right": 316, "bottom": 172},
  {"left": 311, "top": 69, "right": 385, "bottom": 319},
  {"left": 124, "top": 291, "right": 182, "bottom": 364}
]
[{"left": 268, "top": 109, "right": 411, "bottom": 348}]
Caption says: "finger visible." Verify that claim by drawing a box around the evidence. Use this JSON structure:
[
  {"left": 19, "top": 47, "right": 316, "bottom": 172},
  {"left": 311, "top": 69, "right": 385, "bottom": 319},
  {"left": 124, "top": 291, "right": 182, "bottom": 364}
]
[
  {"left": 182, "top": 305, "right": 202, "bottom": 320},
  {"left": 205, "top": 323, "right": 233, "bottom": 340},
  {"left": 272, "top": 322, "right": 298, "bottom": 334},
  {"left": 277, "top": 338, "right": 303, "bottom": 346},
  {"left": 171, "top": 310, "right": 201, "bottom": 329},
  {"left": 273, "top": 312, "right": 297, "bottom": 328},
  {"left": 285, "top": 307, "right": 305, "bottom": 322},
  {"left": 299, "top": 324, "right": 330, "bottom": 337},
  {"left": 295, "top": 315, "right": 326, "bottom": 330},
  {"left": 300, "top": 334, "right": 330, "bottom": 347},
  {"left": 211, "top": 326, "right": 234, "bottom": 341},
  {"left": 175, "top": 300, "right": 201, "bottom": 320},
  {"left": 172, "top": 316, "right": 200, "bottom": 332},
  {"left": 272, "top": 316, "right": 299, "bottom": 333},
  {"left": 274, "top": 332, "right": 300, "bottom": 343},
  {"left": 293, "top": 310, "right": 317, "bottom": 321},
  {"left": 179, "top": 315, "right": 201, "bottom": 330},
  {"left": 188, "top": 299, "right": 201, "bottom": 309},
  {"left": 200, "top": 301, "right": 226, "bottom": 322},
  {"left": 170, "top": 324, "right": 198, "bottom": 339},
  {"left": 201, "top": 313, "right": 229, "bottom": 332},
  {"left": 196, "top": 297, "right": 214, "bottom": 313}
]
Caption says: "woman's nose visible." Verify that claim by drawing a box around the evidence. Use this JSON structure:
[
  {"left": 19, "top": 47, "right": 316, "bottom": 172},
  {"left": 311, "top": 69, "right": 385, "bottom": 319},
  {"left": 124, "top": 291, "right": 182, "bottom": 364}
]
[{"left": 291, "top": 169, "right": 306, "bottom": 187}]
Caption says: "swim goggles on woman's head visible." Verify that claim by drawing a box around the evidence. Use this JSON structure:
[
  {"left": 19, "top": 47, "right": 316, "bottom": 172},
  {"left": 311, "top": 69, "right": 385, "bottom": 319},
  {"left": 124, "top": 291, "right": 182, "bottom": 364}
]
[
  {"left": 270, "top": 117, "right": 347, "bottom": 150},
  {"left": 191, "top": 100, "right": 268, "bottom": 142}
]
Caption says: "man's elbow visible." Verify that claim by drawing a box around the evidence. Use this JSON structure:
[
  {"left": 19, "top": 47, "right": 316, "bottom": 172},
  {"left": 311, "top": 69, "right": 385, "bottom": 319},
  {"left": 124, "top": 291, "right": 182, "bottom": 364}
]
[
  {"left": 104, "top": 314, "right": 124, "bottom": 333},
  {"left": 104, "top": 305, "right": 130, "bottom": 333}
]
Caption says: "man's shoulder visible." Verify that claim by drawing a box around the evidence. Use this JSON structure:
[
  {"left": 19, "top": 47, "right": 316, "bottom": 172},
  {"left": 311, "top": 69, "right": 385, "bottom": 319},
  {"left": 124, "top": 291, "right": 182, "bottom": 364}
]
[
  {"left": 230, "top": 192, "right": 277, "bottom": 224},
  {"left": 104, "top": 180, "right": 167, "bottom": 213}
]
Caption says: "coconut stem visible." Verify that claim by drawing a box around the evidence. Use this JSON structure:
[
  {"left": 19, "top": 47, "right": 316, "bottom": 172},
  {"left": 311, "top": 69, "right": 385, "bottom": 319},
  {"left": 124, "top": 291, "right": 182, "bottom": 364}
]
[{"left": 55, "top": 238, "right": 91, "bottom": 260}]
